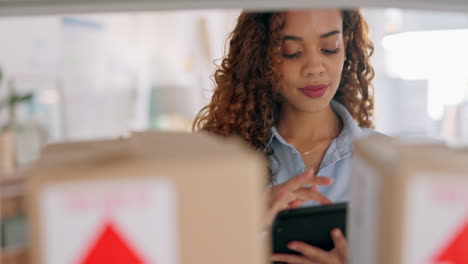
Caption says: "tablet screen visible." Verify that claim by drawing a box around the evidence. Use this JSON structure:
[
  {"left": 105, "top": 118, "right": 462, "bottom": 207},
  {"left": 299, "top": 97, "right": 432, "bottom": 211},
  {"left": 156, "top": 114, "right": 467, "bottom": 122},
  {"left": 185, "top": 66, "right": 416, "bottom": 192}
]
[{"left": 272, "top": 203, "right": 347, "bottom": 254}]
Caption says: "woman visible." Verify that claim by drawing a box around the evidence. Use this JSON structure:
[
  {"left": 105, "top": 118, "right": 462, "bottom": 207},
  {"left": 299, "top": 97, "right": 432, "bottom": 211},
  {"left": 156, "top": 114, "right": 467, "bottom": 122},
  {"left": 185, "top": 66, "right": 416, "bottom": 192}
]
[{"left": 194, "top": 9, "right": 378, "bottom": 264}]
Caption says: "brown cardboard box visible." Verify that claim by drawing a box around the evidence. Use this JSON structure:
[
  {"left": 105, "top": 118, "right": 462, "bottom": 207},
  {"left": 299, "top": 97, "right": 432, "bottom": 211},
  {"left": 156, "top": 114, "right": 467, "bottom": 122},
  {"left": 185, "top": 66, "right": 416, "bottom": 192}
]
[
  {"left": 1, "top": 171, "right": 27, "bottom": 251},
  {"left": 26, "top": 131, "right": 267, "bottom": 264},
  {"left": 0, "top": 130, "right": 17, "bottom": 175},
  {"left": 1, "top": 247, "right": 28, "bottom": 264},
  {"left": 349, "top": 136, "right": 468, "bottom": 264},
  {"left": 1, "top": 171, "right": 26, "bottom": 219}
]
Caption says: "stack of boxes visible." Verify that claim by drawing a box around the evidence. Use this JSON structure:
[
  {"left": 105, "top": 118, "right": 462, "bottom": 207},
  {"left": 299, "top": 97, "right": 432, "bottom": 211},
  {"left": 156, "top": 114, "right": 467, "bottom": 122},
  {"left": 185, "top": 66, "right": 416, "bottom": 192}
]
[
  {"left": 3, "top": 132, "right": 468, "bottom": 264},
  {"left": 349, "top": 136, "right": 468, "bottom": 264}
]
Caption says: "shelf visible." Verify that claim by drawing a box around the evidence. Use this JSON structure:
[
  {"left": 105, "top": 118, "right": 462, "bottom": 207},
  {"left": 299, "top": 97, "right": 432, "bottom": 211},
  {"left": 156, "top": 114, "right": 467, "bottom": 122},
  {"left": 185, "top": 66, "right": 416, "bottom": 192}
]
[{"left": 0, "top": 0, "right": 467, "bottom": 17}]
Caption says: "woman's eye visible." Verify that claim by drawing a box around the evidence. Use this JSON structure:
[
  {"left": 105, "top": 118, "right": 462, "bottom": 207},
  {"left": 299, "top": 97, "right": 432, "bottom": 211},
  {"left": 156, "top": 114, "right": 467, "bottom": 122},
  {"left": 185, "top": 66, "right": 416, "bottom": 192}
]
[
  {"left": 282, "top": 51, "right": 302, "bottom": 59},
  {"left": 322, "top": 48, "right": 339, "bottom": 55}
]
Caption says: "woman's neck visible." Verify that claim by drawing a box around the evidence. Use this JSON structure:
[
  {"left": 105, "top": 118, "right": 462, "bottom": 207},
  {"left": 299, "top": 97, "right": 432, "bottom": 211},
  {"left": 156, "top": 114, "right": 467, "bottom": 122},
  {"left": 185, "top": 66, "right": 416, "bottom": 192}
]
[{"left": 276, "top": 103, "right": 339, "bottom": 146}]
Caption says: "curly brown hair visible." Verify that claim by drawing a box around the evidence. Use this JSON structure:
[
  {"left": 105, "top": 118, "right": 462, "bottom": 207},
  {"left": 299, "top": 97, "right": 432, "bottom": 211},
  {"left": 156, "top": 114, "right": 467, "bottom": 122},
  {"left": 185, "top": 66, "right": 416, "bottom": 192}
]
[{"left": 193, "top": 10, "right": 375, "bottom": 153}]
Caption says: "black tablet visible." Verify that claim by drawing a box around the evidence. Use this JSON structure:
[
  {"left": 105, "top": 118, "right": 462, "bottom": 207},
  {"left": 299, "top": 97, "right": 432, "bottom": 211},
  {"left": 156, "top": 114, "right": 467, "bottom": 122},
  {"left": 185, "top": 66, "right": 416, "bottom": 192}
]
[{"left": 271, "top": 202, "right": 347, "bottom": 254}]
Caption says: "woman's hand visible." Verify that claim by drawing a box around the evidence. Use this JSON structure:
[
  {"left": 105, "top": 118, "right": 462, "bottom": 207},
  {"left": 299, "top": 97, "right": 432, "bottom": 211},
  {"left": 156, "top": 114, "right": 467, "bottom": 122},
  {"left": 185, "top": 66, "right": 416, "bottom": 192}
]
[
  {"left": 270, "top": 228, "right": 348, "bottom": 264},
  {"left": 265, "top": 168, "right": 333, "bottom": 229}
]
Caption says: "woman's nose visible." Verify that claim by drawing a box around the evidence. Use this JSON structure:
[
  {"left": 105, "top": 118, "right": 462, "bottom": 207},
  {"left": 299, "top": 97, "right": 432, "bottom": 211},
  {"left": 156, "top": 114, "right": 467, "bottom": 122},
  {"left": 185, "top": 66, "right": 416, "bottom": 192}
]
[{"left": 302, "top": 52, "right": 325, "bottom": 77}]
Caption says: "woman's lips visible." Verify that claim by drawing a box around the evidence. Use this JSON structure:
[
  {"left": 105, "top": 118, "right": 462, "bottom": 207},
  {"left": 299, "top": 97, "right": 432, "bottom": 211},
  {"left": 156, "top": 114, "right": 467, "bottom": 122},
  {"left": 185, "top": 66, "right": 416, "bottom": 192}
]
[{"left": 298, "top": 84, "right": 328, "bottom": 98}]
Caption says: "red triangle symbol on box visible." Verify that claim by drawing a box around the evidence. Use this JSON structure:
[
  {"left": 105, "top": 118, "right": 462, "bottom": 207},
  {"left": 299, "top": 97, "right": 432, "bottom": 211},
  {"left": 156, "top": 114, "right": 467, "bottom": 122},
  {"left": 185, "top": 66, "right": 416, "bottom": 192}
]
[
  {"left": 79, "top": 222, "right": 146, "bottom": 264},
  {"left": 433, "top": 218, "right": 468, "bottom": 264}
]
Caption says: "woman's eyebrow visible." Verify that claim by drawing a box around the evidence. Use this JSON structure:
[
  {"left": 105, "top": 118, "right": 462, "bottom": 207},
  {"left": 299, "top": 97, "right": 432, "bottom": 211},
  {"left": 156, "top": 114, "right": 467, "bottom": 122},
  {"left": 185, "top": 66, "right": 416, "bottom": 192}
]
[
  {"left": 320, "top": 30, "right": 341, "bottom": 39},
  {"left": 283, "top": 30, "right": 341, "bottom": 41}
]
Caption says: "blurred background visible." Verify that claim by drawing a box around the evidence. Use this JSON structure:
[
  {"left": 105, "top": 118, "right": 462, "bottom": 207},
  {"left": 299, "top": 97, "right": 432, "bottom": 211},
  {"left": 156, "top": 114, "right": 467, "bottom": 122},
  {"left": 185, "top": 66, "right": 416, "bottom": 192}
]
[{"left": 0, "top": 8, "right": 467, "bottom": 168}]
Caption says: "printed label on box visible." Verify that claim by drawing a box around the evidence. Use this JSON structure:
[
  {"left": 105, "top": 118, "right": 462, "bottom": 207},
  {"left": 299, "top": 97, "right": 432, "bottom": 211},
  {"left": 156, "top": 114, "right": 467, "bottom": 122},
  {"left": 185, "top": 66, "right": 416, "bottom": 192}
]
[
  {"left": 39, "top": 179, "right": 179, "bottom": 264},
  {"left": 402, "top": 173, "right": 468, "bottom": 264}
]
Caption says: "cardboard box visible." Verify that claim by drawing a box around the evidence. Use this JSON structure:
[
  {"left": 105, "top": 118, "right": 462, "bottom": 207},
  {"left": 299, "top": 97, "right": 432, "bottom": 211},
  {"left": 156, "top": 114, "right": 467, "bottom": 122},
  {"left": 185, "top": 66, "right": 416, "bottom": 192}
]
[
  {"left": 1, "top": 171, "right": 26, "bottom": 219},
  {"left": 349, "top": 136, "right": 468, "bottom": 264},
  {"left": 1, "top": 246, "right": 28, "bottom": 264},
  {"left": 26, "top": 132, "right": 267, "bottom": 264},
  {"left": 0, "top": 130, "right": 17, "bottom": 175},
  {"left": 1, "top": 171, "right": 27, "bottom": 250}
]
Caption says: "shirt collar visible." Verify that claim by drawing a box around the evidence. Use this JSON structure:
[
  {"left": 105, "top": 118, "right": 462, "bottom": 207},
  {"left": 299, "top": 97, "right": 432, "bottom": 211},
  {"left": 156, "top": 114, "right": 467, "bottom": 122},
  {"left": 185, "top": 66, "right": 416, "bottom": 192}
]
[
  {"left": 330, "top": 100, "right": 365, "bottom": 157},
  {"left": 268, "top": 100, "right": 365, "bottom": 159}
]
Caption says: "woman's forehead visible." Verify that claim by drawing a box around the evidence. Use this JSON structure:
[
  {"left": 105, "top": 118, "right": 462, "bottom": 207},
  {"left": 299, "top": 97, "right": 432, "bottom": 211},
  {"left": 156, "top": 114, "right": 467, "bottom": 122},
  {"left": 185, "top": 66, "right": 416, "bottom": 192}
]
[{"left": 282, "top": 9, "right": 343, "bottom": 36}]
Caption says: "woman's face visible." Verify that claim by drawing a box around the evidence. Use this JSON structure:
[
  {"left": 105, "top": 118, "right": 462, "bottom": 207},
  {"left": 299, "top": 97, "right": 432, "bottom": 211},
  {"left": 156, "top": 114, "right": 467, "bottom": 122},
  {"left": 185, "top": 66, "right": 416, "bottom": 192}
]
[{"left": 276, "top": 9, "right": 346, "bottom": 113}]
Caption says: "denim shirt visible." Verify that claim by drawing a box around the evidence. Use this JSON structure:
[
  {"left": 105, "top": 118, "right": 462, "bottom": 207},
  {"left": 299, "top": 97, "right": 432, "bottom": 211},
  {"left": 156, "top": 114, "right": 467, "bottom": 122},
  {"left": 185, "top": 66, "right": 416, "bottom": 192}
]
[{"left": 267, "top": 100, "right": 380, "bottom": 207}]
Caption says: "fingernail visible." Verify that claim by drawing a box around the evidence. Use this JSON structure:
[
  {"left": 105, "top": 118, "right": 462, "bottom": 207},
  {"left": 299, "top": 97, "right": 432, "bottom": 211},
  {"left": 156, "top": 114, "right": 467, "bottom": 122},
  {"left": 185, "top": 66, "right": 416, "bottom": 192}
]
[
  {"left": 287, "top": 242, "right": 297, "bottom": 250},
  {"left": 333, "top": 229, "right": 341, "bottom": 237},
  {"left": 270, "top": 255, "right": 281, "bottom": 261}
]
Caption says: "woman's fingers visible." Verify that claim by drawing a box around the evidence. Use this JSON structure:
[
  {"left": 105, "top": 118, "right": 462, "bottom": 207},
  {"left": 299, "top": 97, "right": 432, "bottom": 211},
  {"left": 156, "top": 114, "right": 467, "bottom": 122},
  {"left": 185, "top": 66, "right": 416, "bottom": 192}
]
[
  {"left": 266, "top": 191, "right": 296, "bottom": 228},
  {"left": 313, "top": 176, "right": 334, "bottom": 186},
  {"left": 294, "top": 188, "right": 332, "bottom": 205},
  {"left": 272, "top": 191, "right": 296, "bottom": 211},
  {"left": 331, "top": 229, "right": 347, "bottom": 261},
  {"left": 288, "top": 198, "right": 307, "bottom": 208},
  {"left": 276, "top": 170, "right": 333, "bottom": 208},
  {"left": 270, "top": 253, "right": 312, "bottom": 264},
  {"left": 280, "top": 168, "right": 316, "bottom": 191},
  {"left": 279, "top": 169, "right": 333, "bottom": 193},
  {"left": 266, "top": 169, "right": 333, "bottom": 228},
  {"left": 287, "top": 241, "right": 339, "bottom": 264}
]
